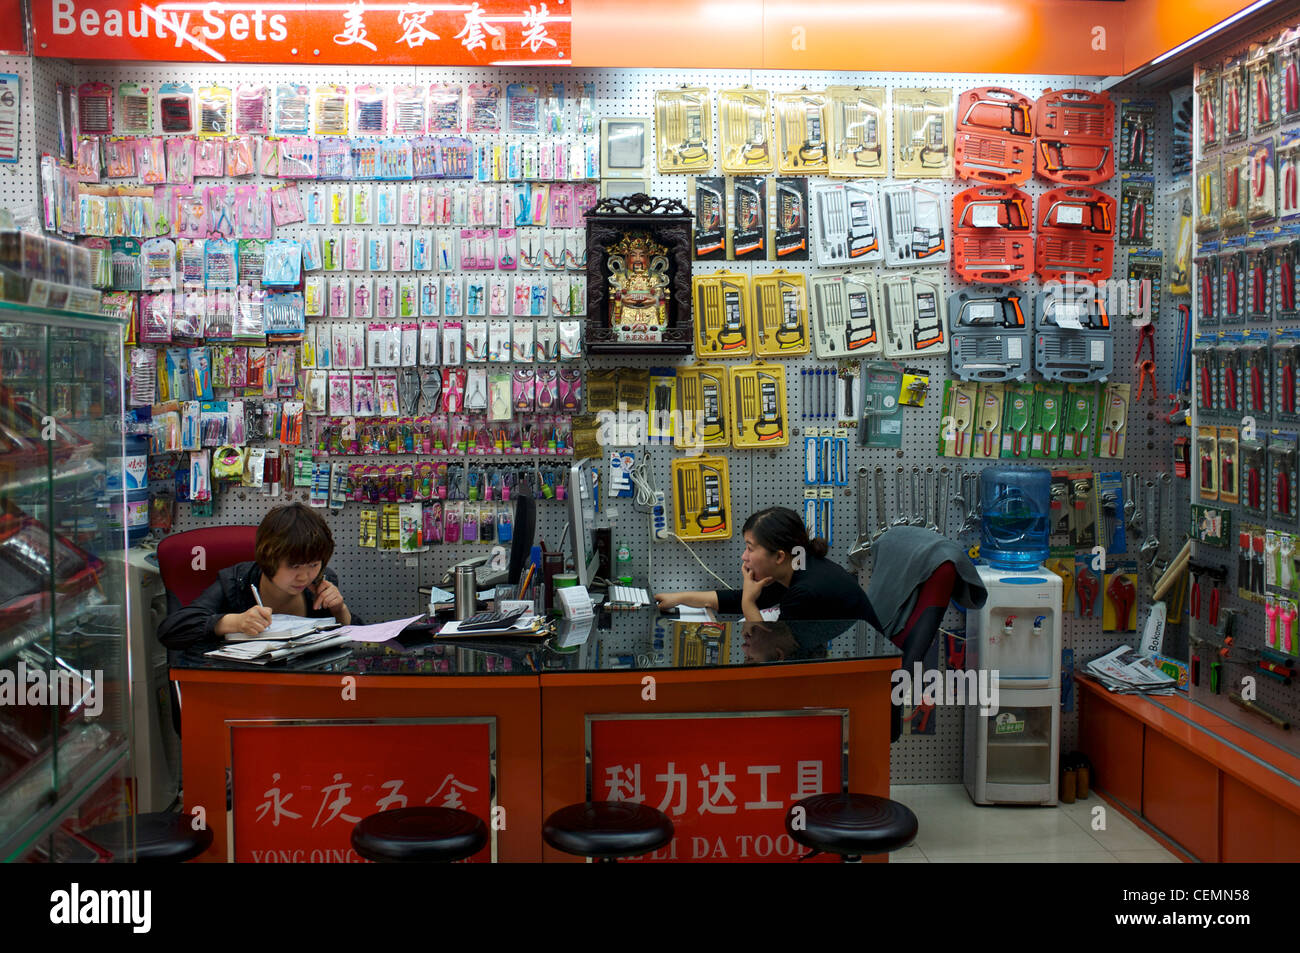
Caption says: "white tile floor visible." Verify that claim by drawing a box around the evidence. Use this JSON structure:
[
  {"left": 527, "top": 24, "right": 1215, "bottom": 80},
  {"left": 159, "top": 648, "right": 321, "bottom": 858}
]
[{"left": 888, "top": 784, "right": 1185, "bottom": 863}]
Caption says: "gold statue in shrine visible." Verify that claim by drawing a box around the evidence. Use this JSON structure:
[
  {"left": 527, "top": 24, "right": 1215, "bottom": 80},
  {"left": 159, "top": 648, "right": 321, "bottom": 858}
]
[{"left": 606, "top": 231, "right": 669, "bottom": 341}]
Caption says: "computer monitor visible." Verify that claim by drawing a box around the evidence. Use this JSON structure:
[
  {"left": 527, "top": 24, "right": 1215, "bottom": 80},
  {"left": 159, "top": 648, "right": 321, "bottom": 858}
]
[{"left": 567, "top": 459, "right": 601, "bottom": 589}]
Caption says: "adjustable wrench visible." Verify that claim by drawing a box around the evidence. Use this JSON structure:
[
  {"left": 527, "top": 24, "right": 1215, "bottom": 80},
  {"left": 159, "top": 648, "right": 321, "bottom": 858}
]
[
  {"left": 925, "top": 467, "right": 939, "bottom": 532},
  {"left": 939, "top": 466, "right": 951, "bottom": 536},
  {"left": 849, "top": 466, "right": 871, "bottom": 568},
  {"left": 910, "top": 466, "right": 924, "bottom": 526},
  {"left": 893, "top": 466, "right": 910, "bottom": 526},
  {"left": 873, "top": 466, "right": 889, "bottom": 539}
]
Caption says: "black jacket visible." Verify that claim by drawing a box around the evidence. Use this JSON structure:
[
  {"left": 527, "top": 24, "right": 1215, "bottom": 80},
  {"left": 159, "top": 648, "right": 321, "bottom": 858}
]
[
  {"left": 156, "top": 561, "right": 363, "bottom": 649},
  {"left": 716, "top": 556, "right": 880, "bottom": 625}
]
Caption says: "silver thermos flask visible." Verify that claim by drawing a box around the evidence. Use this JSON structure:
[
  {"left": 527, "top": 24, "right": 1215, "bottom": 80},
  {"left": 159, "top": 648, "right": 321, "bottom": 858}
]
[{"left": 454, "top": 566, "right": 477, "bottom": 620}]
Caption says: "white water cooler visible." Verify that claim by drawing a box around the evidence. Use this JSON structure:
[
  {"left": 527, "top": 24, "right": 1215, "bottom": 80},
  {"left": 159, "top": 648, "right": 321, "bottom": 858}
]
[{"left": 963, "top": 564, "right": 1062, "bottom": 806}]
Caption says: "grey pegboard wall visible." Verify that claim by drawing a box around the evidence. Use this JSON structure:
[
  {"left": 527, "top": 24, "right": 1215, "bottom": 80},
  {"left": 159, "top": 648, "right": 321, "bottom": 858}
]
[
  {"left": 46, "top": 59, "right": 1189, "bottom": 783},
  {"left": 1188, "top": 8, "right": 1300, "bottom": 760}
]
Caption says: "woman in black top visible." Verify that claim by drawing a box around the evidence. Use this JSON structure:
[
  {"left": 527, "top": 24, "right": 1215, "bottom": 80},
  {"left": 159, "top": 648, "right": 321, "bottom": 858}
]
[
  {"left": 655, "top": 506, "right": 879, "bottom": 625},
  {"left": 157, "top": 503, "right": 360, "bottom": 649}
]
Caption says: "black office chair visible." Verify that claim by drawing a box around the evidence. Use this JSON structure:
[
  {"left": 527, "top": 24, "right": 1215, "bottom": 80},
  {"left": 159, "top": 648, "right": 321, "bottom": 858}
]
[
  {"left": 80, "top": 811, "right": 214, "bottom": 863},
  {"left": 351, "top": 807, "right": 488, "bottom": 863},
  {"left": 543, "top": 801, "right": 674, "bottom": 862}
]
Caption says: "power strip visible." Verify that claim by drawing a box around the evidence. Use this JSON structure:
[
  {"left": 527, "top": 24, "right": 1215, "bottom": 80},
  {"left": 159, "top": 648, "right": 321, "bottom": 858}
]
[{"left": 651, "top": 490, "right": 669, "bottom": 540}]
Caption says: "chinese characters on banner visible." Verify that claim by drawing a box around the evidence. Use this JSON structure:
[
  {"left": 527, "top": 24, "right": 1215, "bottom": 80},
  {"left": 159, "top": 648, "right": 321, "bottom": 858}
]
[
  {"left": 231, "top": 721, "right": 494, "bottom": 863},
  {"left": 588, "top": 712, "right": 845, "bottom": 863},
  {"left": 31, "top": 1, "right": 570, "bottom": 65}
]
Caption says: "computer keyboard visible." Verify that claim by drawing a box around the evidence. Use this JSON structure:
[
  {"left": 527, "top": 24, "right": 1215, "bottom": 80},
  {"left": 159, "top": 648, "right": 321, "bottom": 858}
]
[{"left": 609, "top": 585, "right": 651, "bottom": 608}]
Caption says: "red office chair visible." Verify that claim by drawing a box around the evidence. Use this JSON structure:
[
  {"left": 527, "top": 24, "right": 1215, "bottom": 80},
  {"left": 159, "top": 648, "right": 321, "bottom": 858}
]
[
  {"left": 156, "top": 526, "right": 259, "bottom": 612},
  {"left": 156, "top": 527, "right": 258, "bottom": 739},
  {"left": 785, "top": 559, "right": 960, "bottom": 862}
]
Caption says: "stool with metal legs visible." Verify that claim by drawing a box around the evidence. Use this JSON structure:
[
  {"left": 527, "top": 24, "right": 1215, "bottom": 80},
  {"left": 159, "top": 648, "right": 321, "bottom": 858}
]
[
  {"left": 351, "top": 807, "right": 488, "bottom": 863},
  {"left": 785, "top": 793, "right": 918, "bottom": 862},
  {"left": 543, "top": 802, "right": 674, "bottom": 862}
]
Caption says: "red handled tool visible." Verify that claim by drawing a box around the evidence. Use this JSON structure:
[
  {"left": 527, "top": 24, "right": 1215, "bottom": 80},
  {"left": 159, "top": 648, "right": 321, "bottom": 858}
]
[
  {"left": 1200, "top": 269, "right": 1214, "bottom": 320},
  {"left": 1128, "top": 122, "right": 1146, "bottom": 167},
  {"left": 1075, "top": 569, "right": 1099, "bottom": 619},
  {"left": 1283, "top": 161, "right": 1299, "bottom": 216},
  {"left": 1129, "top": 201, "right": 1146, "bottom": 241},
  {"left": 1248, "top": 351, "right": 1264, "bottom": 411},
  {"left": 1226, "top": 263, "right": 1239, "bottom": 317},
  {"left": 1137, "top": 360, "right": 1157, "bottom": 404},
  {"left": 1107, "top": 574, "right": 1135, "bottom": 632},
  {"left": 1253, "top": 261, "right": 1267, "bottom": 315},
  {"left": 1227, "top": 81, "right": 1242, "bottom": 136},
  {"left": 1200, "top": 360, "right": 1214, "bottom": 411},
  {"left": 1286, "top": 58, "right": 1300, "bottom": 116},
  {"left": 1258, "top": 72, "right": 1273, "bottom": 126},
  {"left": 1248, "top": 464, "right": 1261, "bottom": 509},
  {"left": 1224, "top": 359, "right": 1238, "bottom": 411},
  {"left": 1281, "top": 252, "right": 1296, "bottom": 311},
  {"left": 1228, "top": 164, "right": 1241, "bottom": 210}
]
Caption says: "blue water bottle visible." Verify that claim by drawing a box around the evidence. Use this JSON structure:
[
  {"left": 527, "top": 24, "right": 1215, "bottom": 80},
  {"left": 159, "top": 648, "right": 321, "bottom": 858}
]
[{"left": 979, "top": 466, "right": 1051, "bottom": 570}]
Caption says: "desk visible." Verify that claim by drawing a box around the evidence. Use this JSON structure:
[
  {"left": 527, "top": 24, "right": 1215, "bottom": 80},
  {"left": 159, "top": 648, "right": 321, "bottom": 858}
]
[{"left": 170, "top": 613, "right": 900, "bottom": 863}]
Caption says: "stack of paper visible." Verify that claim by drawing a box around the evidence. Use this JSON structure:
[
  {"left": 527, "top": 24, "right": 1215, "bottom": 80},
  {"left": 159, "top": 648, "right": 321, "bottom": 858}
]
[
  {"left": 1085, "top": 645, "right": 1178, "bottom": 695},
  {"left": 205, "top": 615, "right": 424, "bottom": 664}
]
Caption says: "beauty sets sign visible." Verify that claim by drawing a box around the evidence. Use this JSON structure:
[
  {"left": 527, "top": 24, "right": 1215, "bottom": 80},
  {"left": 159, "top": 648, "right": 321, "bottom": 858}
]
[{"left": 31, "top": 1, "right": 572, "bottom": 65}]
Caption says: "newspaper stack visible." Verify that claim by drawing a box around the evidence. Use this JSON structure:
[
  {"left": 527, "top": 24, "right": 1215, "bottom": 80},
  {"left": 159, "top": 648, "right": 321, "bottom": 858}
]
[{"left": 1085, "top": 645, "right": 1178, "bottom": 695}]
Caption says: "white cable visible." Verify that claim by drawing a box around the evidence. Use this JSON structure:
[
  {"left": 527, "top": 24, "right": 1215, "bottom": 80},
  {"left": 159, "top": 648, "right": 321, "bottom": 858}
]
[
  {"left": 668, "top": 532, "right": 733, "bottom": 589},
  {"left": 628, "top": 451, "right": 657, "bottom": 507}
]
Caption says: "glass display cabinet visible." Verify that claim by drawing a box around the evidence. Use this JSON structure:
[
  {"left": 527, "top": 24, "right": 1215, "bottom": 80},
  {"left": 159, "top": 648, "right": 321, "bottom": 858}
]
[{"left": 0, "top": 301, "right": 134, "bottom": 862}]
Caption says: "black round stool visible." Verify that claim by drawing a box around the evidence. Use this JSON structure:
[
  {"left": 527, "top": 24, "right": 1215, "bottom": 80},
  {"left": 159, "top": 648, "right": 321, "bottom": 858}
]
[
  {"left": 351, "top": 807, "right": 488, "bottom": 863},
  {"left": 543, "top": 801, "right": 674, "bottom": 862},
  {"left": 785, "top": 793, "right": 918, "bottom": 863},
  {"left": 81, "top": 811, "right": 214, "bottom": 863}
]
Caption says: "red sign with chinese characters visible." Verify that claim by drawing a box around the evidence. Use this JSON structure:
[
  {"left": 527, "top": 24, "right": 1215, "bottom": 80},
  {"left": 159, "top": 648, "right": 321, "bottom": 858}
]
[
  {"left": 31, "top": 1, "right": 571, "bottom": 65},
  {"left": 589, "top": 712, "right": 845, "bottom": 863},
  {"left": 231, "top": 721, "right": 494, "bottom": 863}
]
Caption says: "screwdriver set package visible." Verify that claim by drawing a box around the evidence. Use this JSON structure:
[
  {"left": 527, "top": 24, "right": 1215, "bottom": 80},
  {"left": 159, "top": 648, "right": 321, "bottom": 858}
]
[
  {"left": 826, "top": 86, "right": 886, "bottom": 178},
  {"left": 1034, "top": 186, "right": 1115, "bottom": 282},
  {"left": 1248, "top": 139, "right": 1276, "bottom": 224},
  {"left": 1268, "top": 430, "right": 1298, "bottom": 523},
  {"left": 691, "top": 176, "right": 727, "bottom": 260},
  {"left": 1220, "top": 426, "right": 1241, "bottom": 506},
  {"left": 893, "top": 88, "right": 953, "bottom": 178},
  {"left": 775, "top": 91, "right": 829, "bottom": 175},
  {"left": 729, "top": 361, "right": 788, "bottom": 448},
  {"left": 752, "top": 269, "right": 810, "bottom": 357},
  {"left": 946, "top": 286, "right": 1031, "bottom": 382},
  {"left": 881, "top": 182, "right": 949, "bottom": 266},
  {"left": 1220, "top": 148, "right": 1250, "bottom": 230},
  {"left": 882, "top": 271, "right": 948, "bottom": 358},
  {"left": 693, "top": 270, "right": 752, "bottom": 356},
  {"left": 1275, "top": 329, "right": 1300, "bottom": 422},
  {"left": 1033, "top": 88, "right": 1115, "bottom": 186},
  {"left": 675, "top": 363, "right": 730, "bottom": 450},
  {"left": 812, "top": 180, "right": 881, "bottom": 265},
  {"left": 954, "top": 86, "right": 1034, "bottom": 184},
  {"left": 1241, "top": 437, "right": 1268, "bottom": 519},
  {"left": 810, "top": 271, "right": 882, "bottom": 359},
  {"left": 1119, "top": 175, "right": 1153, "bottom": 246},
  {"left": 671, "top": 454, "right": 732, "bottom": 541},
  {"left": 1118, "top": 99, "right": 1155, "bottom": 173},
  {"left": 655, "top": 87, "right": 712, "bottom": 174},
  {"left": 1033, "top": 283, "right": 1113, "bottom": 383},
  {"left": 951, "top": 184, "right": 1032, "bottom": 283},
  {"left": 719, "top": 88, "right": 774, "bottom": 175}
]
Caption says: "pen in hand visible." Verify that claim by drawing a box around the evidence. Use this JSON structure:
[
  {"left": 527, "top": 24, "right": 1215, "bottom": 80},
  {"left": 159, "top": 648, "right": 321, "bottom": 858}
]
[{"left": 251, "top": 584, "right": 264, "bottom": 607}]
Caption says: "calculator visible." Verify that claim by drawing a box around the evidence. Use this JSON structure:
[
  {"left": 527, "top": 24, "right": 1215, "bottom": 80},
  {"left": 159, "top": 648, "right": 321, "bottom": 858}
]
[{"left": 456, "top": 606, "right": 529, "bottom": 631}]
